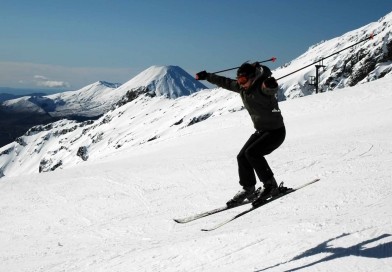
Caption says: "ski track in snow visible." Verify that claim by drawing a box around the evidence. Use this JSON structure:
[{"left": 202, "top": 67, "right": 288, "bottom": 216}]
[{"left": 1, "top": 77, "right": 392, "bottom": 271}]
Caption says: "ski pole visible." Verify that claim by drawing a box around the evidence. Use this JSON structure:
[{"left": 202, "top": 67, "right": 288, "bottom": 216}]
[
  {"left": 276, "top": 33, "right": 376, "bottom": 80},
  {"left": 212, "top": 57, "right": 277, "bottom": 74}
]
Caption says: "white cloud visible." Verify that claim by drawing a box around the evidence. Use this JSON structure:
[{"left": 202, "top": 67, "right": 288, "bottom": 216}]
[
  {"left": 0, "top": 61, "right": 136, "bottom": 90},
  {"left": 33, "top": 75, "right": 70, "bottom": 88},
  {"left": 34, "top": 75, "right": 48, "bottom": 80},
  {"left": 36, "top": 80, "right": 71, "bottom": 88}
]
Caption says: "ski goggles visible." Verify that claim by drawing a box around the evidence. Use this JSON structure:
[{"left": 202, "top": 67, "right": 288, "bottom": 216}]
[{"left": 236, "top": 75, "right": 249, "bottom": 85}]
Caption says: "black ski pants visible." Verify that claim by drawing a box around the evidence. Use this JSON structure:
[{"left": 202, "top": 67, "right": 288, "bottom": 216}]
[{"left": 237, "top": 126, "right": 286, "bottom": 188}]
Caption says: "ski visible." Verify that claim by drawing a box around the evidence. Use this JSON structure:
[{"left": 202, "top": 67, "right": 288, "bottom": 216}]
[
  {"left": 201, "top": 178, "right": 320, "bottom": 231},
  {"left": 174, "top": 187, "right": 262, "bottom": 224}
]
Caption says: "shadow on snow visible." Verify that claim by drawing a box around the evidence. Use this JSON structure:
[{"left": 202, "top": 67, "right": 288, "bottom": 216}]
[{"left": 255, "top": 233, "right": 392, "bottom": 272}]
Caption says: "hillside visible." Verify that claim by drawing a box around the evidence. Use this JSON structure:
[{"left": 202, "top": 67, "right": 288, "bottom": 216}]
[
  {"left": 276, "top": 11, "right": 392, "bottom": 99},
  {"left": 0, "top": 75, "right": 391, "bottom": 271},
  {"left": 0, "top": 85, "right": 240, "bottom": 178}
]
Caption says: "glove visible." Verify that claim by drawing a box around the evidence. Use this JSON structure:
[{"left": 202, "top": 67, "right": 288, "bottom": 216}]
[
  {"left": 261, "top": 77, "right": 278, "bottom": 95},
  {"left": 263, "top": 77, "right": 278, "bottom": 89},
  {"left": 195, "top": 70, "right": 208, "bottom": 80}
]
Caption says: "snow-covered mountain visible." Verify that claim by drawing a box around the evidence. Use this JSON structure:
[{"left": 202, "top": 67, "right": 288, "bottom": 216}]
[
  {"left": 1, "top": 81, "right": 120, "bottom": 117},
  {"left": 1, "top": 65, "right": 206, "bottom": 118},
  {"left": 275, "top": 11, "right": 392, "bottom": 99},
  {"left": 115, "top": 65, "right": 207, "bottom": 99},
  {"left": 43, "top": 81, "right": 121, "bottom": 118}
]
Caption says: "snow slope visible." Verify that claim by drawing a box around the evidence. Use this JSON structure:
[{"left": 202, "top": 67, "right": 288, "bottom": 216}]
[{"left": 0, "top": 75, "right": 391, "bottom": 271}]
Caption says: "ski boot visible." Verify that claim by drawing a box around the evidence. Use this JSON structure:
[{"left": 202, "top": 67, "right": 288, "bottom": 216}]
[
  {"left": 252, "top": 177, "right": 279, "bottom": 207},
  {"left": 252, "top": 178, "right": 293, "bottom": 207},
  {"left": 226, "top": 185, "right": 260, "bottom": 207}
]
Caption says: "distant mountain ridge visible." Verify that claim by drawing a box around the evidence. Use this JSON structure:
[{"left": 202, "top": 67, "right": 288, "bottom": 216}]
[
  {"left": 0, "top": 86, "right": 68, "bottom": 97},
  {"left": 0, "top": 92, "right": 48, "bottom": 103}
]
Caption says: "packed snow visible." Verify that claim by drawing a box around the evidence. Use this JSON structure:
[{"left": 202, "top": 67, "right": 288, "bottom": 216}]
[{"left": 0, "top": 74, "right": 391, "bottom": 271}]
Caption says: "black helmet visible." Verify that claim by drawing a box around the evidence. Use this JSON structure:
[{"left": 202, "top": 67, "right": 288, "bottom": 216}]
[{"left": 237, "top": 63, "right": 256, "bottom": 78}]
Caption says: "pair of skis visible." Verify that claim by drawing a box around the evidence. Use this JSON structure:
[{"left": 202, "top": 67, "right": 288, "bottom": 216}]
[{"left": 174, "top": 178, "right": 320, "bottom": 231}]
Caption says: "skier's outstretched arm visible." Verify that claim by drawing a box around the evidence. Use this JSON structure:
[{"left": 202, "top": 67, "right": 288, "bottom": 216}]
[{"left": 196, "top": 71, "right": 240, "bottom": 93}]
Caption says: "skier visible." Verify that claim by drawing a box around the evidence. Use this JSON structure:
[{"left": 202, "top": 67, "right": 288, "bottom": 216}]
[{"left": 195, "top": 63, "right": 286, "bottom": 207}]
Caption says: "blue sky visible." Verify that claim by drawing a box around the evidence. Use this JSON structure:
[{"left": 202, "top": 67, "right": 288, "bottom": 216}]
[{"left": 0, "top": 0, "right": 391, "bottom": 91}]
